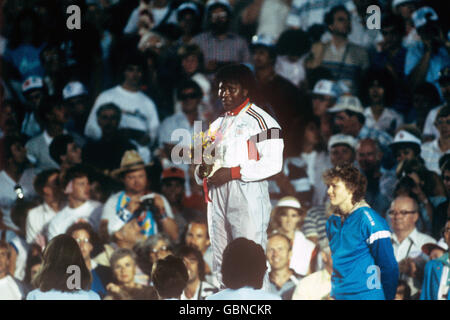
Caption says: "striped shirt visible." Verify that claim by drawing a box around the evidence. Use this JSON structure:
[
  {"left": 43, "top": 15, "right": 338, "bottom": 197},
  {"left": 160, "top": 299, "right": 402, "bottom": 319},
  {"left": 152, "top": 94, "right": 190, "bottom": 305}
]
[
  {"left": 421, "top": 139, "right": 450, "bottom": 175},
  {"left": 191, "top": 32, "right": 250, "bottom": 67},
  {"left": 302, "top": 205, "right": 329, "bottom": 249}
]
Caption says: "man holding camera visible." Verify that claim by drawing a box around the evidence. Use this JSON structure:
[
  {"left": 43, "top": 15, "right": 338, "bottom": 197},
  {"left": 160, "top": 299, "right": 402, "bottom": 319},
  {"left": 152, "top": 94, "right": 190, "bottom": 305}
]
[{"left": 101, "top": 150, "right": 178, "bottom": 243}]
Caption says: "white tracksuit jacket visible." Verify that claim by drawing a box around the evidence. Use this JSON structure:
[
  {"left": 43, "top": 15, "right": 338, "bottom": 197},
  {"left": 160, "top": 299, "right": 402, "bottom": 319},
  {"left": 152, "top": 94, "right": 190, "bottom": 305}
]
[{"left": 195, "top": 99, "right": 284, "bottom": 287}]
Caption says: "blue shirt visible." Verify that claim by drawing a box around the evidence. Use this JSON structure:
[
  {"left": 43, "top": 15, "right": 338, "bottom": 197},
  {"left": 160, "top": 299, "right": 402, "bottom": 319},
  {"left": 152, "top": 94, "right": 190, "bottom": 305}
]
[
  {"left": 3, "top": 44, "right": 46, "bottom": 80},
  {"left": 326, "top": 206, "right": 399, "bottom": 300},
  {"left": 26, "top": 289, "right": 101, "bottom": 300}
]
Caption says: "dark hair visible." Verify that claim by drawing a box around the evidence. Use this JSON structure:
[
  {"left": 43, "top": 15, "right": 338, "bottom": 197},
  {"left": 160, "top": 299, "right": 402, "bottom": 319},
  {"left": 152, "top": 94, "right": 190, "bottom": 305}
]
[
  {"left": 215, "top": 64, "right": 256, "bottom": 100},
  {"left": 96, "top": 103, "right": 121, "bottom": 119},
  {"left": 323, "top": 164, "right": 367, "bottom": 204},
  {"left": 152, "top": 255, "right": 188, "bottom": 299},
  {"left": 393, "top": 176, "right": 421, "bottom": 205},
  {"left": 276, "top": 29, "right": 311, "bottom": 57},
  {"left": 250, "top": 44, "right": 277, "bottom": 65},
  {"left": 396, "top": 158, "right": 435, "bottom": 197},
  {"left": 0, "top": 240, "right": 11, "bottom": 259},
  {"left": 396, "top": 279, "right": 411, "bottom": 300},
  {"left": 34, "top": 169, "right": 60, "bottom": 198},
  {"left": 8, "top": 8, "right": 44, "bottom": 49},
  {"left": 436, "top": 105, "right": 450, "bottom": 120},
  {"left": 37, "top": 96, "right": 62, "bottom": 127},
  {"left": 390, "top": 125, "right": 422, "bottom": 156},
  {"left": 360, "top": 68, "right": 396, "bottom": 106},
  {"left": 439, "top": 154, "right": 450, "bottom": 173},
  {"left": 382, "top": 13, "right": 406, "bottom": 37},
  {"left": 414, "top": 82, "right": 442, "bottom": 107},
  {"left": 177, "top": 79, "right": 203, "bottom": 100},
  {"left": 221, "top": 238, "right": 267, "bottom": 289},
  {"left": 177, "top": 43, "right": 205, "bottom": 72},
  {"left": 49, "top": 134, "right": 74, "bottom": 165},
  {"left": 324, "top": 5, "right": 350, "bottom": 26},
  {"left": 66, "top": 221, "right": 100, "bottom": 257},
  {"left": 33, "top": 234, "right": 92, "bottom": 292},
  {"left": 344, "top": 110, "right": 366, "bottom": 124},
  {"left": 62, "top": 164, "right": 90, "bottom": 189},
  {"left": 24, "top": 254, "right": 43, "bottom": 286},
  {"left": 176, "top": 245, "right": 206, "bottom": 281},
  {"left": 3, "top": 135, "right": 26, "bottom": 160}
]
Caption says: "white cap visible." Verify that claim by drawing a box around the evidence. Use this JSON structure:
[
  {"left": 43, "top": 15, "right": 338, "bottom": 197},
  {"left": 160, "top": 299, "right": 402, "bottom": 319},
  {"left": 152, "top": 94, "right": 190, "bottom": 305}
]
[
  {"left": 422, "top": 238, "right": 448, "bottom": 256},
  {"left": 22, "top": 76, "right": 44, "bottom": 93},
  {"left": 63, "top": 81, "right": 88, "bottom": 100},
  {"left": 412, "top": 6, "right": 438, "bottom": 29},
  {"left": 251, "top": 34, "right": 276, "bottom": 48},
  {"left": 328, "top": 95, "right": 364, "bottom": 115},
  {"left": 390, "top": 130, "right": 421, "bottom": 147},
  {"left": 177, "top": 2, "right": 200, "bottom": 18},
  {"left": 392, "top": 0, "right": 418, "bottom": 9},
  {"left": 206, "top": 0, "right": 231, "bottom": 11},
  {"left": 312, "top": 79, "right": 340, "bottom": 97},
  {"left": 275, "top": 196, "right": 301, "bottom": 210},
  {"left": 328, "top": 134, "right": 357, "bottom": 152}
]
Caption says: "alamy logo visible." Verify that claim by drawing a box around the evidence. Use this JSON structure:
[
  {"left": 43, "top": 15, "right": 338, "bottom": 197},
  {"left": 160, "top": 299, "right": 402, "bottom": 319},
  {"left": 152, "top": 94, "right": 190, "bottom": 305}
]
[
  {"left": 366, "top": 5, "right": 381, "bottom": 30},
  {"left": 66, "top": 265, "right": 81, "bottom": 290},
  {"left": 66, "top": 5, "right": 81, "bottom": 30},
  {"left": 366, "top": 265, "right": 381, "bottom": 289}
]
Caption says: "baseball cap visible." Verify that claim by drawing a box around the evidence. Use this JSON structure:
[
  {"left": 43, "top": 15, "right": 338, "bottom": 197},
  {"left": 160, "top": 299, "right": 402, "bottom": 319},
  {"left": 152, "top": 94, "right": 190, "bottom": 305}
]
[
  {"left": 422, "top": 238, "right": 448, "bottom": 256},
  {"left": 390, "top": 130, "right": 422, "bottom": 147},
  {"left": 104, "top": 204, "right": 140, "bottom": 236},
  {"left": 161, "top": 167, "right": 185, "bottom": 181},
  {"left": 206, "top": 0, "right": 232, "bottom": 13},
  {"left": 251, "top": 34, "right": 276, "bottom": 49},
  {"left": 438, "top": 66, "right": 450, "bottom": 83},
  {"left": 392, "top": 0, "right": 418, "bottom": 9},
  {"left": 412, "top": 6, "right": 438, "bottom": 29},
  {"left": 312, "top": 79, "right": 340, "bottom": 98},
  {"left": 62, "top": 81, "right": 88, "bottom": 100},
  {"left": 275, "top": 196, "right": 301, "bottom": 210},
  {"left": 328, "top": 134, "right": 357, "bottom": 152},
  {"left": 328, "top": 95, "right": 364, "bottom": 115},
  {"left": 177, "top": 2, "right": 200, "bottom": 18},
  {"left": 22, "top": 76, "right": 44, "bottom": 93}
]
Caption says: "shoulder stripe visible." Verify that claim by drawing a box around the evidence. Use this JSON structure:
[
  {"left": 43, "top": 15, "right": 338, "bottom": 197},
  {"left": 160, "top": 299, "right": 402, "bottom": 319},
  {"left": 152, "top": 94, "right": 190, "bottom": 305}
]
[
  {"left": 247, "top": 111, "right": 264, "bottom": 130},
  {"left": 366, "top": 230, "right": 391, "bottom": 245},
  {"left": 247, "top": 108, "right": 267, "bottom": 130}
]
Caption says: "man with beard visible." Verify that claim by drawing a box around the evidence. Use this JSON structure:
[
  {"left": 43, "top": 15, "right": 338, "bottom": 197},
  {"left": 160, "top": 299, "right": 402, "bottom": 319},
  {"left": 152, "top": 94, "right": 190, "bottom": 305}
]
[
  {"left": 192, "top": 0, "right": 250, "bottom": 75},
  {"left": 356, "top": 138, "right": 396, "bottom": 217}
]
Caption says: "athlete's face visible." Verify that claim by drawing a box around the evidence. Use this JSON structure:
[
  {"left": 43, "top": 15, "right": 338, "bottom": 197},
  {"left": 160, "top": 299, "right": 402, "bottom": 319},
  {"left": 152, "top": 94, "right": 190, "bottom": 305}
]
[
  {"left": 218, "top": 81, "right": 248, "bottom": 112},
  {"left": 327, "top": 178, "right": 353, "bottom": 207}
]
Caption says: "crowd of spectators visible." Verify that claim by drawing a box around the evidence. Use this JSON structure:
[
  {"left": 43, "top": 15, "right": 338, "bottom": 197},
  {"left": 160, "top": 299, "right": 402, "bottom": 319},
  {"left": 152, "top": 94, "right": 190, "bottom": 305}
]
[{"left": 0, "top": 0, "right": 449, "bottom": 300}]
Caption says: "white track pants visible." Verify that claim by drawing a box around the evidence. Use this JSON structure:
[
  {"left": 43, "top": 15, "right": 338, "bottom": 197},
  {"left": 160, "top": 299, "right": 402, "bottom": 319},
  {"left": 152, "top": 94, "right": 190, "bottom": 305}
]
[{"left": 207, "top": 179, "right": 272, "bottom": 288}]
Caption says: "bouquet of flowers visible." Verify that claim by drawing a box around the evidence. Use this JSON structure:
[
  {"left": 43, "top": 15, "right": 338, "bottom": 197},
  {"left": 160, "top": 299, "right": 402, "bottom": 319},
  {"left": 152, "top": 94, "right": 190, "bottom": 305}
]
[{"left": 192, "top": 128, "right": 222, "bottom": 179}]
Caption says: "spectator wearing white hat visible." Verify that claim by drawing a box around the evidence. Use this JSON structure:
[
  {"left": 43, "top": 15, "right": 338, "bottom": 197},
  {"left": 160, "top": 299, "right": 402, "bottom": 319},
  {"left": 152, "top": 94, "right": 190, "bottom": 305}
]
[
  {"left": 21, "top": 76, "right": 46, "bottom": 139},
  {"left": 267, "top": 197, "right": 317, "bottom": 277},
  {"left": 422, "top": 238, "right": 448, "bottom": 261},
  {"left": 420, "top": 218, "right": 450, "bottom": 300},
  {"left": 62, "top": 81, "right": 91, "bottom": 138},
  {"left": 311, "top": 79, "right": 340, "bottom": 143},
  {"left": 328, "top": 133, "right": 357, "bottom": 167},
  {"left": 328, "top": 95, "right": 393, "bottom": 151},
  {"left": 389, "top": 126, "right": 422, "bottom": 166},
  {"left": 405, "top": 6, "right": 450, "bottom": 94}
]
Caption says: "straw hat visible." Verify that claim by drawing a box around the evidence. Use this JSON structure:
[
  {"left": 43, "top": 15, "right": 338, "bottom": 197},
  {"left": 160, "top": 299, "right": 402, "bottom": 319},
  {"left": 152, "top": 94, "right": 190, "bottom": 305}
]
[{"left": 111, "top": 150, "right": 152, "bottom": 178}]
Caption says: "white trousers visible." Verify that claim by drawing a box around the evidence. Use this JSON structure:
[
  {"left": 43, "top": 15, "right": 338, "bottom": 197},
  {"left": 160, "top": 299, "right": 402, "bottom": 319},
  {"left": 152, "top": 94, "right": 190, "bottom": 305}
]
[{"left": 207, "top": 179, "right": 272, "bottom": 289}]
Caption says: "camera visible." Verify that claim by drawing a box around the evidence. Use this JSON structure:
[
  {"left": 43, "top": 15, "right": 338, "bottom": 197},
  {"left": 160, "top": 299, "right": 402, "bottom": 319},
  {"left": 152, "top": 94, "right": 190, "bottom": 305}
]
[{"left": 14, "top": 184, "right": 24, "bottom": 200}]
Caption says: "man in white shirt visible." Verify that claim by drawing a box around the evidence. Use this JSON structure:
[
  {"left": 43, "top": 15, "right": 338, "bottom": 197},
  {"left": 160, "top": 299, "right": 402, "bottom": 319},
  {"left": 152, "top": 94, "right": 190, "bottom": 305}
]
[
  {"left": 47, "top": 165, "right": 103, "bottom": 240},
  {"left": 207, "top": 238, "right": 281, "bottom": 300},
  {"left": 25, "top": 169, "right": 63, "bottom": 245},
  {"left": 84, "top": 51, "right": 160, "bottom": 158},
  {"left": 389, "top": 195, "right": 436, "bottom": 296},
  {"left": 0, "top": 241, "right": 27, "bottom": 300}
]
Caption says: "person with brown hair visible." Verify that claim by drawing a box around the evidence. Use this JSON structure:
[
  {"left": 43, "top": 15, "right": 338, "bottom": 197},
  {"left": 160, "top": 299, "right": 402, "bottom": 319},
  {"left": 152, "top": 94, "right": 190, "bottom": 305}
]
[
  {"left": 26, "top": 234, "right": 100, "bottom": 300},
  {"left": 323, "top": 164, "right": 398, "bottom": 300}
]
